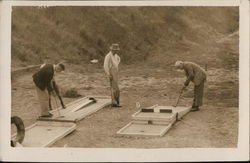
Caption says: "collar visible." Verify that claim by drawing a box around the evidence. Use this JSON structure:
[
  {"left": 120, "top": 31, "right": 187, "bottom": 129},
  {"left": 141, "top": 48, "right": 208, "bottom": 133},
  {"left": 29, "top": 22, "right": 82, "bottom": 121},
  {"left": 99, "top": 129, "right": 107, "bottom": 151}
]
[{"left": 110, "top": 51, "right": 118, "bottom": 56}]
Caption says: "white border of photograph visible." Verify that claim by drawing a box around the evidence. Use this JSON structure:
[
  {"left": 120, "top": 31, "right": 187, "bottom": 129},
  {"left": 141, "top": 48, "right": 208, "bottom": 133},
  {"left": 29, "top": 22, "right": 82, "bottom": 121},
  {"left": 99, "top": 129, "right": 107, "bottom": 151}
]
[{"left": 0, "top": 0, "right": 249, "bottom": 162}]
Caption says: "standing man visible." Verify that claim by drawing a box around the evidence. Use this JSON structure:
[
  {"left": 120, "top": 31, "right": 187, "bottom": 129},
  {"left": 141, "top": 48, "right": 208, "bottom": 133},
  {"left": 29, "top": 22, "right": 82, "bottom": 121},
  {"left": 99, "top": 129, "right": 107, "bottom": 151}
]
[
  {"left": 33, "top": 63, "right": 65, "bottom": 118},
  {"left": 103, "top": 43, "right": 122, "bottom": 107},
  {"left": 174, "top": 61, "right": 207, "bottom": 111}
]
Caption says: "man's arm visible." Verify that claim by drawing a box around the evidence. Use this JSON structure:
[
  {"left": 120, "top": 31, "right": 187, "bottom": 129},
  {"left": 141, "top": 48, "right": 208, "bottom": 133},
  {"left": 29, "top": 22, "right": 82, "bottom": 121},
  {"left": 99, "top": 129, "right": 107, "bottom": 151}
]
[
  {"left": 52, "top": 79, "right": 59, "bottom": 95},
  {"left": 103, "top": 54, "right": 111, "bottom": 76},
  {"left": 47, "top": 81, "right": 54, "bottom": 93},
  {"left": 117, "top": 55, "right": 121, "bottom": 65},
  {"left": 184, "top": 64, "right": 194, "bottom": 86},
  {"left": 52, "top": 79, "right": 65, "bottom": 108},
  {"left": 41, "top": 64, "right": 54, "bottom": 93}
]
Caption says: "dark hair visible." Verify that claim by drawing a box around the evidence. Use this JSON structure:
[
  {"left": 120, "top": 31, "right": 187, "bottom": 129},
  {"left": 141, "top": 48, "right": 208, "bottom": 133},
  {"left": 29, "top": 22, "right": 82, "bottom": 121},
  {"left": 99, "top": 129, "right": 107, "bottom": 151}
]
[{"left": 58, "top": 63, "right": 65, "bottom": 70}]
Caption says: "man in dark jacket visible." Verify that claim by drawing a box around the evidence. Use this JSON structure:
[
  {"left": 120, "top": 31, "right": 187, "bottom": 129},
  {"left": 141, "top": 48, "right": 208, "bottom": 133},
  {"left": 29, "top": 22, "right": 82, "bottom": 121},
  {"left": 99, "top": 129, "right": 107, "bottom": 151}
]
[
  {"left": 33, "top": 63, "right": 65, "bottom": 117},
  {"left": 175, "top": 61, "right": 207, "bottom": 111}
]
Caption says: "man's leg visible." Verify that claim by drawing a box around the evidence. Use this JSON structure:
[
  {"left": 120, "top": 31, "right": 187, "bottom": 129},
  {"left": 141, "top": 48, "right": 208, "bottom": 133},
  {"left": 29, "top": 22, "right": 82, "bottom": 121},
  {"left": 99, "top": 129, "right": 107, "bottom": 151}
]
[
  {"left": 35, "top": 86, "right": 51, "bottom": 116},
  {"left": 192, "top": 81, "right": 204, "bottom": 111},
  {"left": 110, "top": 68, "right": 121, "bottom": 107},
  {"left": 113, "top": 79, "right": 120, "bottom": 106},
  {"left": 110, "top": 78, "right": 116, "bottom": 105}
]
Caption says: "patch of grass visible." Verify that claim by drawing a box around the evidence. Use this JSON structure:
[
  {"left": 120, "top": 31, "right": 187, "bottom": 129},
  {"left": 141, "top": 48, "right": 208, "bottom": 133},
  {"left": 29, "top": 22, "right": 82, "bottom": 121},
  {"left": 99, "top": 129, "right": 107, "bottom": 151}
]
[{"left": 63, "top": 88, "right": 82, "bottom": 98}]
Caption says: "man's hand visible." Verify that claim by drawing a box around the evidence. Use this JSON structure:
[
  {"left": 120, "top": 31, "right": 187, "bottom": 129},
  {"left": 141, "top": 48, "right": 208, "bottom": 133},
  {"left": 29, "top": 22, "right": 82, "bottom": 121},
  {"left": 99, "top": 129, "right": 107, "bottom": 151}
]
[
  {"left": 62, "top": 103, "right": 66, "bottom": 109},
  {"left": 51, "top": 91, "right": 56, "bottom": 97},
  {"left": 182, "top": 85, "right": 187, "bottom": 91},
  {"left": 49, "top": 100, "right": 52, "bottom": 110},
  {"left": 184, "top": 80, "right": 189, "bottom": 87}
]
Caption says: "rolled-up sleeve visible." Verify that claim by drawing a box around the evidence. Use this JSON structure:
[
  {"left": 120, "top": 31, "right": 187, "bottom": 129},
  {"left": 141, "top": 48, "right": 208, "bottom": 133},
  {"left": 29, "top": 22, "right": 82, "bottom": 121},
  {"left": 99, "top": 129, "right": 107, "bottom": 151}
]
[{"left": 184, "top": 64, "right": 194, "bottom": 86}]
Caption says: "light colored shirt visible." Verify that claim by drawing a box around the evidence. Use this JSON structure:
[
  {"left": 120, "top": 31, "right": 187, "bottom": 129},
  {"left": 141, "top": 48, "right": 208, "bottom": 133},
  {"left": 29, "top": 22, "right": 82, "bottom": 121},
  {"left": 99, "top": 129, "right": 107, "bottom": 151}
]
[
  {"left": 103, "top": 51, "right": 121, "bottom": 76},
  {"left": 40, "top": 63, "right": 46, "bottom": 69}
]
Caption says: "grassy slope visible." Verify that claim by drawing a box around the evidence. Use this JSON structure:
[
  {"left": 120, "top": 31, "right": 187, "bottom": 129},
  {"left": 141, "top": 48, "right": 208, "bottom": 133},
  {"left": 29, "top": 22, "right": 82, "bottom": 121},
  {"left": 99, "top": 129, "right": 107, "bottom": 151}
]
[{"left": 11, "top": 6, "right": 239, "bottom": 69}]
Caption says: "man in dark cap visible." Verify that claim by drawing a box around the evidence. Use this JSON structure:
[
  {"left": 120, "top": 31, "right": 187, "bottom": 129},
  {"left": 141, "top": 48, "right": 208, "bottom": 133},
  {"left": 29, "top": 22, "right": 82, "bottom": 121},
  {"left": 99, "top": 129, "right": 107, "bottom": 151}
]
[
  {"left": 33, "top": 63, "right": 65, "bottom": 117},
  {"left": 175, "top": 61, "right": 207, "bottom": 111}
]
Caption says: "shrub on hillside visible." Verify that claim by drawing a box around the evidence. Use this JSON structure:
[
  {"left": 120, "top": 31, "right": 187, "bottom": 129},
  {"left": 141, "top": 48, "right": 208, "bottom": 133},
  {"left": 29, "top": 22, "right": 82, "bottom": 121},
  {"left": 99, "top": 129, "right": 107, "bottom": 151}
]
[{"left": 63, "top": 88, "right": 82, "bottom": 98}]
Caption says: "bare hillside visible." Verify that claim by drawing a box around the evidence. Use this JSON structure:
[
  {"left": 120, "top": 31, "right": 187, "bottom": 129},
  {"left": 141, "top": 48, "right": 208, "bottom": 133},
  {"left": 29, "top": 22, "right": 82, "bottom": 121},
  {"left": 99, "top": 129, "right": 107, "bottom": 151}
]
[{"left": 11, "top": 6, "right": 238, "bottom": 69}]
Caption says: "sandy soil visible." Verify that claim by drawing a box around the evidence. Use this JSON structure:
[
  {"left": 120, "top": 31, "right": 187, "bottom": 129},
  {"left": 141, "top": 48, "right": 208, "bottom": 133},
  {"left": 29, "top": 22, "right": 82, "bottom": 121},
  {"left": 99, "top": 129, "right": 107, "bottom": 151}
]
[{"left": 11, "top": 63, "right": 238, "bottom": 148}]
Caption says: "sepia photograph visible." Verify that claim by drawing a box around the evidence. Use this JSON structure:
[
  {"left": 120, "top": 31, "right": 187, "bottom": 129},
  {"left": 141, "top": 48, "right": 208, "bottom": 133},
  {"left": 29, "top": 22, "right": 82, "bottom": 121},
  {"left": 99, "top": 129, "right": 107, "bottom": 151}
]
[{"left": 0, "top": 0, "right": 249, "bottom": 162}]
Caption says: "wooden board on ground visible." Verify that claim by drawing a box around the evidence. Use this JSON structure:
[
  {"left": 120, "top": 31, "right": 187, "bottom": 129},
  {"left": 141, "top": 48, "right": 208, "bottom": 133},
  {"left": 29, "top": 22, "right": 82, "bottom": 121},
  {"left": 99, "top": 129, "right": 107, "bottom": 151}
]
[
  {"left": 138, "top": 105, "right": 190, "bottom": 120},
  {"left": 117, "top": 105, "right": 190, "bottom": 137},
  {"left": 154, "top": 106, "right": 191, "bottom": 120},
  {"left": 132, "top": 110, "right": 176, "bottom": 122},
  {"left": 12, "top": 121, "right": 76, "bottom": 147},
  {"left": 38, "top": 96, "right": 111, "bottom": 122},
  {"left": 116, "top": 122, "right": 172, "bottom": 137}
]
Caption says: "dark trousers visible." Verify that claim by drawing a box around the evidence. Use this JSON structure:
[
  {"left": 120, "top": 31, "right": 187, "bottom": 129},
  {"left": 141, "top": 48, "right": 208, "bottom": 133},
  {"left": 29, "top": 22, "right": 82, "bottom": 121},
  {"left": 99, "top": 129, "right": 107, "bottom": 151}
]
[{"left": 193, "top": 81, "right": 205, "bottom": 107}]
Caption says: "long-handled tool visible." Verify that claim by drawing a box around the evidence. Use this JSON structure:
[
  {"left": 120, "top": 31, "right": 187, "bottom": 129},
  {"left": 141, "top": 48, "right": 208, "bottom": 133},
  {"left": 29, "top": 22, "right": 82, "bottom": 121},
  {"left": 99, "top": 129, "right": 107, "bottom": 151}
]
[
  {"left": 52, "top": 80, "right": 66, "bottom": 109},
  {"left": 54, "top": 95, "right": 62, "bottom": 117},
  {"left": 174, "top": 86, "right": 185, "bottom": 107}
]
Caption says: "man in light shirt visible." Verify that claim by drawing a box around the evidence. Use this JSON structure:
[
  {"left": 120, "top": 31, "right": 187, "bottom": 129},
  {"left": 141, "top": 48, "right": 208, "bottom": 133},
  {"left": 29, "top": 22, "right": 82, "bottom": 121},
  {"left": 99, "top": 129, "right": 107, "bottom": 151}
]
[{"left": 103, "top": 43, "right": 121, "bottom": 107}]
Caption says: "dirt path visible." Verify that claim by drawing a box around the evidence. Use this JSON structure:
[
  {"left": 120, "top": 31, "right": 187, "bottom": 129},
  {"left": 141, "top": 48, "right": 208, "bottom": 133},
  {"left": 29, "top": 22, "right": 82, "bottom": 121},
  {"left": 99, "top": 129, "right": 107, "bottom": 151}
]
[{"left": 11, "top": 63, "right": 238, "bottom": 148}]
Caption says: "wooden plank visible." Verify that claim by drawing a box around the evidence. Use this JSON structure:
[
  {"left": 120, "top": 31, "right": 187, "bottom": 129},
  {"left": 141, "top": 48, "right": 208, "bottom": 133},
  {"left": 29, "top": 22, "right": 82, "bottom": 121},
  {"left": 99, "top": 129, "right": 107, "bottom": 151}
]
[
  {"left": 68, "top": 98, "right": 111, "bottom": 122},
  {"left": 132, "top": 109, "right": 176, "bottom": 122},
  {"left": 132, "top": 119, "right": 172, "bottom": 125},
  {"left": 136, "top": 106, "right": 190, "bottom": 119},
  {"left": 12, "top": 121, "right": 76, "bottom": 147},
  {"left": 50, "top": 97, "right": 90, "bottom": 114},
  {"left": 39, "top": 96, "right": 111, "bottom": 122},
  {"left": 117, "top": 105, "right": 190, "bottom": 137},
  {"left": 117, "top": 122, "right": 172, "bottom": 137},
  {"left": 172, "top": 106, "right": 191, "bottom": 119}
]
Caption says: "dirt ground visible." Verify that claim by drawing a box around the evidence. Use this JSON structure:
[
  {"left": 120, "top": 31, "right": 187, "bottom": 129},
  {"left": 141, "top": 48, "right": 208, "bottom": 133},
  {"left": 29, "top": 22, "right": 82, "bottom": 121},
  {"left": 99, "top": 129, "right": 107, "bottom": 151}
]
[{"left": 11, "top": 63, "right": 238, "bottom": 148}]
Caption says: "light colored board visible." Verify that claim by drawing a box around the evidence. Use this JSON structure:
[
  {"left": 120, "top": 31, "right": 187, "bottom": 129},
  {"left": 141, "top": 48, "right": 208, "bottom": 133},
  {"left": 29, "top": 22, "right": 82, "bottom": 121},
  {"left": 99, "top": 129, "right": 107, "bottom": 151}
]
[
  {"left": 117, "top": 105, "right": 190, "bottom": 137},
  {"left": 117, "top": 122, "right": 172, "bottom": 137},
  {"left": 137, "top": 106, "right": 190, "bottom": 120},
  {"left": 12, "top": 121, "right": 76, "bottom": 147},
  {"left": 71, "top": 100, "right": 95, "bottom": 112},
  {"left": 50, "top": 97, "right": 91, "bottom": 114},
  {"left": 39, "top": 96, "right": 111, "bottom": 122},
  {"left": 154, "top": 106, "right": 190, "bottom": 118},
  {"left": 132, "top": 110, "right": 176, "bottom": 122},
  {"left": 66, "top": 98, "right": 111, "bottom": 122},
  {"left": 171, "top": 106, "right": 191, "bottom": 119},
  {"left": 132, "top": 115, "right": 177, "bottom": 125}
]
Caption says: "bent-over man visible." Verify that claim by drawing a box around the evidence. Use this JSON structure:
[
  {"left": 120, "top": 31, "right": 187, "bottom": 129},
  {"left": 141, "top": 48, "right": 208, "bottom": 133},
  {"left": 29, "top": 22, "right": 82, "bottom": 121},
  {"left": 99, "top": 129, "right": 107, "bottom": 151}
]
[
  {"left": 33, "top": 63, "right": 65, "bottom": 117},
  {"left": 103, "top": 43, "right": 121, "bottom": 107},
  {"left": 175, "top": 61, "right": 207, "bottom": 111}
]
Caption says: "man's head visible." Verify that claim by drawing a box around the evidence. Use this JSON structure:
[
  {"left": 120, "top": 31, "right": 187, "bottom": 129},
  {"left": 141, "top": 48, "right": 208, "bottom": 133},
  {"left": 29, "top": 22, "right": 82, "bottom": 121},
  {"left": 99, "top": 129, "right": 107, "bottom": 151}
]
[
  {"left": 110, "top": 43, "right": 120, "bottom": 54},
  {"left": 55, "top": 63, "right": 65, "bottom": 72},
  {"left": 174, "top": 61, "right": 184, "bottom": 70}
]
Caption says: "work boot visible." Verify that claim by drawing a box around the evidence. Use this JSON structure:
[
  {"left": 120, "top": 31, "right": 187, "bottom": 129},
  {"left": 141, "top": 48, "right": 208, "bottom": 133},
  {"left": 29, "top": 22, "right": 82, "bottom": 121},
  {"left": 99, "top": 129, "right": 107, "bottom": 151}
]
[
  {"left": 191, "top": 106, "right": 199, "bottom": 112},
  {"left": 111, "top": 104, "right": 122, "bottom": 108},
  {"left": 39, "top": 112, "right": 53, "bottom": 118}
]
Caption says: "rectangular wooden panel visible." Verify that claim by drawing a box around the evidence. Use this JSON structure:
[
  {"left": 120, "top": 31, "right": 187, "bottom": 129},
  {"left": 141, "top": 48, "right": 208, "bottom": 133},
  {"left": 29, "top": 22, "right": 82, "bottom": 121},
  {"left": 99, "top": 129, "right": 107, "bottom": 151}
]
[
  {"left": 137, "top": 106, "right": 190, "bottom": 120},
  {"left": 38, "top": 96, "right": 111, "bottom": 122},
  {"left": 117, "top": 122, "right": 172, "bottom": 137},
  {"left": 12, "top": 121, "right": 76, "bottom": 147},
  {"left": 117, "top": 105, "right": 190, "bottom": 137},
  {"left": 132, "top": 110, "right": 176, "bottom": 122}
]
